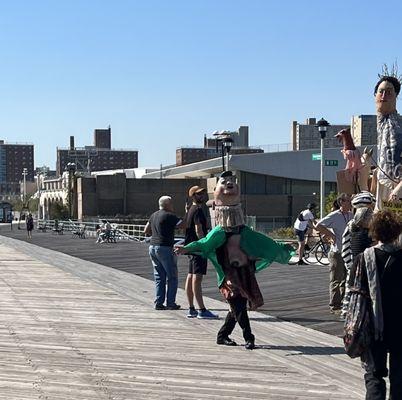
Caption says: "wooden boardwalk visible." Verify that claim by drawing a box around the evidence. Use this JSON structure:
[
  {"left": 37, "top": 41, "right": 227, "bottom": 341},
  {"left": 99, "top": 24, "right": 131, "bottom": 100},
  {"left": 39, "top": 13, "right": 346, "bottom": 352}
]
[
  {"left": 0, "top": 233, "right": 365, "bottom": 399},
  {"left": 0, "top": 225, "right": 343, "bottom": 336}
]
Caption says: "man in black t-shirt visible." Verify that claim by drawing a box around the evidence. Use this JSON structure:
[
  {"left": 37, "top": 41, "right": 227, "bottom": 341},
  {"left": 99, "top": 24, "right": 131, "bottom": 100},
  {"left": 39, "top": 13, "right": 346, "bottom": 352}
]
[
  {"left": 144, "top": 196, "right": 186, "bottom": 310},
  {"left": 184, "top": 186, "right": 218, "bottom": 319}
]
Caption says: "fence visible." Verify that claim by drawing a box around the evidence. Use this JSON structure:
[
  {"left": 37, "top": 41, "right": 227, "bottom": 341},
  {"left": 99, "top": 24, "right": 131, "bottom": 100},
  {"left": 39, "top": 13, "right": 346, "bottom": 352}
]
[
  {"left": 37, "top": 216, "right": 292, "bottom": 240},
  {"left": 246, "top": 216, "right": 292, "bottom": 234},
  {"left": 37, "top": 219, "right": 147, "bottom": 241}
]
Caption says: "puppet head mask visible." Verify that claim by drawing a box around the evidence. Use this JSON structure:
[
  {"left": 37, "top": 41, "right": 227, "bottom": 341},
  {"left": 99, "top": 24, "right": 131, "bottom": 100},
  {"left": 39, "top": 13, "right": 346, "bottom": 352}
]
[
  {"left": 375, "top": 79, "right": 398, "bottom": 115},
  {"left": 213, "top": 171, "right": 240, "bottom": 206},
  {"left": 374, "top": 65, "right": 401, "bottom": 115}
]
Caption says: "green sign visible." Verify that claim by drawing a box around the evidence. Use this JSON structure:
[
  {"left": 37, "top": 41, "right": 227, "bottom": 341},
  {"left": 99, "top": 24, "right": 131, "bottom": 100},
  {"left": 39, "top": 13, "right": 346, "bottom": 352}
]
[
  {"left": 312, "top": 153, "right": 321, "bottom": 161},
  {"left": 325, "top": 160, "right": 338, "bottom": 167}
]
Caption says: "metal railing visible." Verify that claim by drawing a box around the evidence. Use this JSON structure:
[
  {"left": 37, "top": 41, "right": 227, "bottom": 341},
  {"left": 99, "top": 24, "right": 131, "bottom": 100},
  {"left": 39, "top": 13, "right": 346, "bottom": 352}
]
[{"left": 37, "top": 219, "right": 147, "bottom": 241}]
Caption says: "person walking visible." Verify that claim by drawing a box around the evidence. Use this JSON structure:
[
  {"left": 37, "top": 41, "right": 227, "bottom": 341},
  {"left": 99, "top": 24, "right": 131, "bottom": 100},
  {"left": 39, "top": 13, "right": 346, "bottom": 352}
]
[
  {"left": 176, "top": 171, "right": 293, "bottom": 350},
  {"left": 26, "top": 213, "right": 34, "bottom": 239},
  {"left": 293, "top": 203, "right": 316, "bottom": 265},
  {"left": 144, "top": 196, "right": 187, "bottom": 310},
  {"left": 341, "top": 204, "right": 374, "bottom": 320},
  {"left": 346, "top": 210, "right": 402, "bottom": 399},
  {"left": 184, "top": 186, "right": 218, "bottom": 319},
  {"left": 315, "top": 193, "right": 353, "bottom": 314}
]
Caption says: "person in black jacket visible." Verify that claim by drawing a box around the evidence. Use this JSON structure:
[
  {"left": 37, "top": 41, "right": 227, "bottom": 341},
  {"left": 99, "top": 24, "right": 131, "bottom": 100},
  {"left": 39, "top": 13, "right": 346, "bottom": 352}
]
[
  {"left": 349, "top": 211, "right": 402, "bottom": 400},
  {"left": 26, "top": 213, "right": 34, "bottom": 239}
]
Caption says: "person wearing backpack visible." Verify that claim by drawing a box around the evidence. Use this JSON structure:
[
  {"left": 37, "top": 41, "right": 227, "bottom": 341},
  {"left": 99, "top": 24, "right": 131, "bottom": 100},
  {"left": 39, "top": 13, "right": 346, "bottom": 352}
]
[
  {"left": 293, "top": 203, "right": 317, "bottom": 265},
  {"left": 347, "top": 210, "right": 402, "bottom": 399}
]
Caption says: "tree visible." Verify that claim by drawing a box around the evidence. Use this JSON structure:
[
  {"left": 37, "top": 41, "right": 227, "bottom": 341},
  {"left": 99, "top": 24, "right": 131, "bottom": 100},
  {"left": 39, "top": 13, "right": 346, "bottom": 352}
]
[
  {"left": 325, "top": 191, "right": 338, "bottom": 216},
  {"left": 49, "top": 201, "right": 69, "bottom": 220}
]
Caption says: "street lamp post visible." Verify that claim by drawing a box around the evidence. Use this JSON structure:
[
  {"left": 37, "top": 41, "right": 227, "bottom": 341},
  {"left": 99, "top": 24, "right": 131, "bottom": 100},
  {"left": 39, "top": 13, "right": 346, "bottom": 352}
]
[
  {"left": 65, "top": 162, "right": 76, "bottom": 219},
  {"left": 316, "top": 118, "right": 330, "bottom": 218},
  {"left": 222, "top": 134, "right": 233, "bottom": 172},
  {"left": 213, "top": 130, "right": 234, "bottom": 172},
  {"left": 22, "top": 168, "right": 28, "bottom": 206}
]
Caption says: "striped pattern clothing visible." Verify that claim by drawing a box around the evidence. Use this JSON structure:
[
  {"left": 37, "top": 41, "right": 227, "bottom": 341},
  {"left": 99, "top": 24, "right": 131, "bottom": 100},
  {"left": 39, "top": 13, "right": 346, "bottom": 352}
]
[
  {"left": 341, "top": 221, "right": 353, "bottom": 271},
  {"left": 341, "top": 224, "right": 372, "bottom": 316}
]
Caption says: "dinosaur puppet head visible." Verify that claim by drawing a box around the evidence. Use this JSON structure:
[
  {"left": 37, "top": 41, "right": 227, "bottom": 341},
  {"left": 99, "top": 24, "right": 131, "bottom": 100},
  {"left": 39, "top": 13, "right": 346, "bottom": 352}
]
[{"left": 334, "top": 128, "right": 356, "bottom": 151}]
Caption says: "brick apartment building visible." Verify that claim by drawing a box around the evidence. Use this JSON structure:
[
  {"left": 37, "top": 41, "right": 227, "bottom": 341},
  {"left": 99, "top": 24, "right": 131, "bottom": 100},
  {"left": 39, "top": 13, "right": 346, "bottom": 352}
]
[
  {"left": 176, "top": 126, "right": 263, "bottom": 166},
  {"left": 56, "top": 127, "right": 138, "bottom": 176},
  {"left": 0, "top": 140, "right": 34, "bottom": 198}
]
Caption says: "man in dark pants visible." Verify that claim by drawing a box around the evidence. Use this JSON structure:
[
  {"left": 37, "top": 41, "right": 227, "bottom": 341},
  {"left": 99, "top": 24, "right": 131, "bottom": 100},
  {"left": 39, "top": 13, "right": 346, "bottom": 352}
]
[{"left": 184, "top": 185, "right": 218, "bottom": 319}]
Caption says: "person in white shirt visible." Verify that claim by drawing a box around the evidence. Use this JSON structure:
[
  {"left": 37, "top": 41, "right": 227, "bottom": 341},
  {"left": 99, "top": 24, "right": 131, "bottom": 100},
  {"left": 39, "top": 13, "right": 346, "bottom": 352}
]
[
  {"left": 293, "top": 203, "right": 316, "bottom": 265},
  {"left": 315, "top": 193, "right": 353, "bottom": 314}
]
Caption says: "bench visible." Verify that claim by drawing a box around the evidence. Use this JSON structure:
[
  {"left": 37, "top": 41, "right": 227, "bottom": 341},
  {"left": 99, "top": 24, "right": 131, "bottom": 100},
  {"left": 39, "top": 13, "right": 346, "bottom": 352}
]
[
  {"left": 52, "top": 223, "right": 64, "bottom": 235},
  {"left": 72, "top": 225, "right": 86, "bottom": 239},
  {"left": 38, "top": 222, "right": 47, "bottom": 233}
]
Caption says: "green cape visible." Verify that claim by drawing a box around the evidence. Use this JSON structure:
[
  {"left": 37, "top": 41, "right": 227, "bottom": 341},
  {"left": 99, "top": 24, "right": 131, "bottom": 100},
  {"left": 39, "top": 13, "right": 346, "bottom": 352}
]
[{"left": 183, "top": 225, "right": 293, "bottom": 286}]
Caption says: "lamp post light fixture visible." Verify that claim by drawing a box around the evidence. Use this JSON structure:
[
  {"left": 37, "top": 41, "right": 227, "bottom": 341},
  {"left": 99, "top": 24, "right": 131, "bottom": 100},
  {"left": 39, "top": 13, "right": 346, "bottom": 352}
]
[
  {"left": 316, "top": 118, "right": 330, "bottom": 218},
  {"left": 222, "top": 133, "right": 233, "bottom": 172},
  {"left": 212, "top": 130, "right": 234, "bottom": 172}
]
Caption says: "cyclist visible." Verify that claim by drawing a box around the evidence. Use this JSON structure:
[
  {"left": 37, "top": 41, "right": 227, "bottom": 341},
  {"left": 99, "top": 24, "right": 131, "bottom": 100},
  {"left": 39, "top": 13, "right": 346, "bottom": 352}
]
[{"left": 293, "top": 203, "right": 317, "bottom": 265}]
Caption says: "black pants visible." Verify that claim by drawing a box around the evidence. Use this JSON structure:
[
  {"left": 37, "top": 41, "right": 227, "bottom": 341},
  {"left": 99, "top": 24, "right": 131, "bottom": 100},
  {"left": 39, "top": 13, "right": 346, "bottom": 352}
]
[
  {"left": 217, "top": 296, "right": 254, "bottom": 343},
  {"left": 363, "top": 341, "right": 402, "bottom": 400}
]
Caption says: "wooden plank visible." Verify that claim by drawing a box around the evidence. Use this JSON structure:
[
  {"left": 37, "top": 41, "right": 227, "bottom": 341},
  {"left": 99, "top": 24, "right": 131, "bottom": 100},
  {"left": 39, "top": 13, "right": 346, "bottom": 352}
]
[
  {"left": 0, "top": 226, "right": 343, "bottom": 336},
  {"left": 0, "top": 234, "right": 367, "bottom": 399}
]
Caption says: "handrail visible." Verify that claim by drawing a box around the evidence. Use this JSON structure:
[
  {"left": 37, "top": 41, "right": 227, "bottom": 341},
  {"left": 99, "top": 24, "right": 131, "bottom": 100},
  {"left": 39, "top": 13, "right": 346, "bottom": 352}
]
[{"left": 37, "top": 219, "right": 147, "bottom": 241}]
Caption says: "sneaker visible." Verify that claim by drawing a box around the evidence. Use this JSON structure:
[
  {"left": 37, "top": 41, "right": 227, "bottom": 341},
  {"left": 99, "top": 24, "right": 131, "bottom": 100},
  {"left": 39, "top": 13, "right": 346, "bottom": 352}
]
[
  {"left": 245, "top": 341, "right": 255, "bottom": 350},
  {"left": 297, "top": 259, "right": 308, "bottom": 265},
  {"left": 217, "top": 337, "right": 237, "bottom": 346},
  {"left": 197, "top": 309, "right": 219, "bottom": 319},
  {"left": 154, "top": 303, "right": 166, "bottom": 310},
  {"left": 166, "top": 303, "right": 181, "bottom": 310},
  {"left": 187, "top": 308, "right": 198, "bottom": 318}
]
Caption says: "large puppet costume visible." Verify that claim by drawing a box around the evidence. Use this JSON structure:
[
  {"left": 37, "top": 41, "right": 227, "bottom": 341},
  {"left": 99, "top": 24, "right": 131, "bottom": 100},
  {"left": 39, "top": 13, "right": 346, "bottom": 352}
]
[
  {"left": 335, "top": 128, "right": 374, "bottom": 194},
  {"left": 179, "top": 171, "right": 293, "bottom": 349},
  {"left": 374, "top": 68, "right": 402, "bottom": 211}
]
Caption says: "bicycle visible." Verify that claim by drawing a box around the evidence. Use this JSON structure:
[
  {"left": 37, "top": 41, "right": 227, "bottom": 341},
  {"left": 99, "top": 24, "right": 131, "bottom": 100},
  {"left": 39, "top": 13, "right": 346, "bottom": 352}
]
[{"left": 288, "top": 233, "right": 330, "bottom": 266}]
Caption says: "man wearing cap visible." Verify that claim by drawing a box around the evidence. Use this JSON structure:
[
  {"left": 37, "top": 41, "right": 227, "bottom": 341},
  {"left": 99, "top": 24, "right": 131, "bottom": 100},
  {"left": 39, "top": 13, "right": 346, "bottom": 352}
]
[
  {"left": 184, "top": 186, "right": 218, "bottom": 319},
  {"left": 293, "top": 203, "right": 317, "bottom": 265}
]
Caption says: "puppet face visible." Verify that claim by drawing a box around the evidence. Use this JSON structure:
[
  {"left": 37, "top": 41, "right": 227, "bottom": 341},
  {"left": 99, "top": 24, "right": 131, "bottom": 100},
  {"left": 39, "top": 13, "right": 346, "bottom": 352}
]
[
  {"left": 213, "top": 175, "right": 240, "bottom": 206},
  {"left": 376, "top": 80, "right": 397, "bottom": 115}
]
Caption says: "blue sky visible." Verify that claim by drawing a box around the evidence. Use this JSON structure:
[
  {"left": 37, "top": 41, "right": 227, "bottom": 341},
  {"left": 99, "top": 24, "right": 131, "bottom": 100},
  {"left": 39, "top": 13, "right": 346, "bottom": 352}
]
[{"left": 1, "top": 0, "right": 402, "bottom": 170}]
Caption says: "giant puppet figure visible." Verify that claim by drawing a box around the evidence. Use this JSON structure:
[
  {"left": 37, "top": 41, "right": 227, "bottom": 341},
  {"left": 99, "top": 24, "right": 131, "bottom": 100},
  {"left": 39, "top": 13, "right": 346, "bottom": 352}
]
[
  {"left": 176, "top": 171, "right": 293, "bottom": 349},
  {"left": 374, "top": 67, "right": 402, "bottom": 211},
  {"left": 335, "top": 128, "right": 374, "bottom": 194}
]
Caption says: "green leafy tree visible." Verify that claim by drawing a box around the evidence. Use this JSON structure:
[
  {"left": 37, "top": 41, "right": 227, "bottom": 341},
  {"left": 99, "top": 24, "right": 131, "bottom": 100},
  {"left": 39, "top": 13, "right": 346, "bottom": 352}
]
[
  {"left": 325, "top": 191, "right": 338, "bottom": 216},
  {"left": 49, "top": 202, "right": 69, "bottom": 220}
]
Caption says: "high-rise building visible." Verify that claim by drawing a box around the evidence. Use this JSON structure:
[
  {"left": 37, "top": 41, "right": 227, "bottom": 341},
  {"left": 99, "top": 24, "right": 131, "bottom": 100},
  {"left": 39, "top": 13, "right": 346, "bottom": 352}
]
[
  {"left": 176, "top": 126, "right": 263, "bottom": 166},
  {"left": 56, "top": 127, "right": 138, "bottom": 176},
  {"left": 0, "top": 140, "right": 34, "bottom": 198},
  {"left": 292, "top": 116, "right": 378, "bottom": 151},
  {"left": 291, "top": 118, "right": 349, "bottom": 151},
  {"left": 94, "top": 126, "right": 111, "bottom": 149},
  {"left": 350, "top": 115, "right": 377, "bottom": 146}
]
